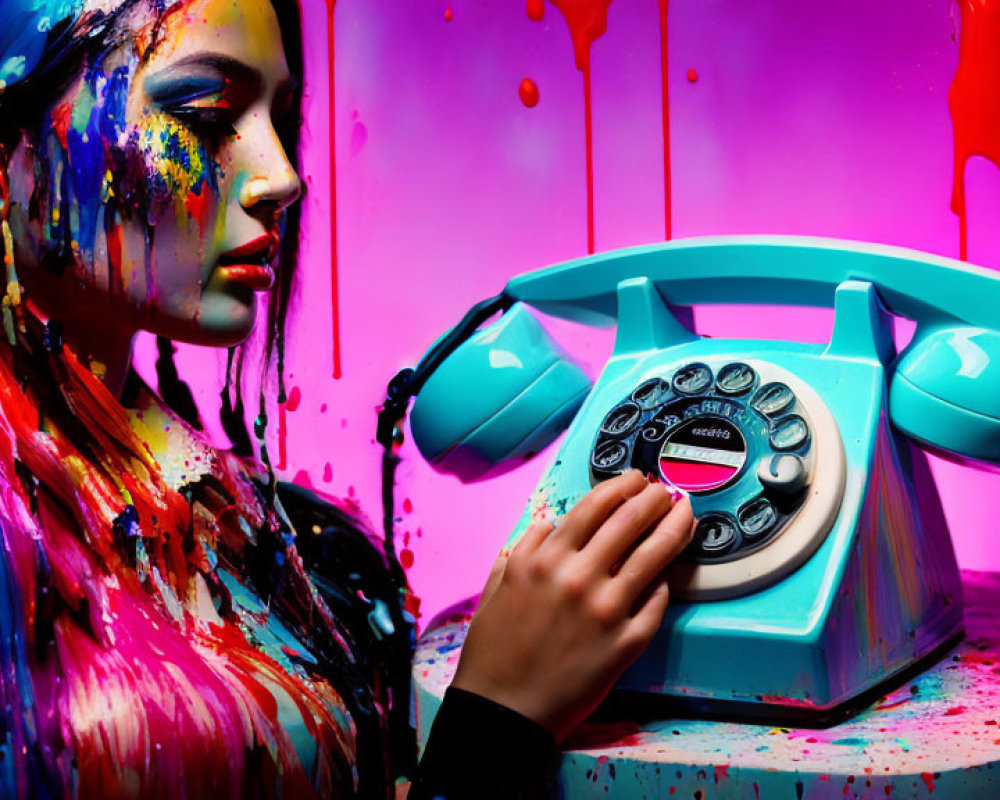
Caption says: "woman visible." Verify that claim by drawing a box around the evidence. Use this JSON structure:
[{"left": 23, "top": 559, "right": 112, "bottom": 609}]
[{"left": 0, "top": 1, "right": 695, "bottom": 798}]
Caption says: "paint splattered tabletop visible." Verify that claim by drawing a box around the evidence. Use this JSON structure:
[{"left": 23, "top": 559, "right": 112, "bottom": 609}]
[{"left": 414, "top": 570, "right": 1000, "bottom": 798}]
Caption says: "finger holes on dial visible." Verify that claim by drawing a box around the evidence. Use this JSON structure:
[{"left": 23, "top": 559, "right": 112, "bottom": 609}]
[
  {"left": 672, "top": 363, "right": 713, "bottom": 395},
  {"left": 692, "top": 514, "right": 738, "bottom": 557},
  {"left": 716, "top": 362, "right": 757, "bottom": 396},
  {"left": 600, "top": 402, "right": 642, "bottom": 437},
  {"left": 770, "top": 414, "right": 809, "bottom": 451},
  {"left": 752, "top": 382, "right": 794, "bottom": 416},
  {"left": 737, "top": 497, "right": 777, "bottom": 540},
  {"left": 631, "top": 378, "right": 670, "bottom": 409}
]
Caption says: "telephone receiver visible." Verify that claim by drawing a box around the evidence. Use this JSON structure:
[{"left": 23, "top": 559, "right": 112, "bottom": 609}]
[
  {"left": 409, "top": 235, "right": 1000, "bottom": 477},
  {"left": 401, "top": 235, "right": 995, "bottom": 722}
]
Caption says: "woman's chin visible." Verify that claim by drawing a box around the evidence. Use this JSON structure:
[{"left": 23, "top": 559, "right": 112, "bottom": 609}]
[{"left": 169, "top": 292, "right": 259, "bottom": 347}]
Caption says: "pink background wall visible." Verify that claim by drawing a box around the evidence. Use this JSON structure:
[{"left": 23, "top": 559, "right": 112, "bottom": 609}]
[{"left": 136, "top": 0, "right": 1000, "bottom": 627}]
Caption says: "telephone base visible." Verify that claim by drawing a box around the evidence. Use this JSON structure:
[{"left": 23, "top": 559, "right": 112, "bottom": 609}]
[{"left": 602, "top": 628, "right": 965, "bottom": 730}]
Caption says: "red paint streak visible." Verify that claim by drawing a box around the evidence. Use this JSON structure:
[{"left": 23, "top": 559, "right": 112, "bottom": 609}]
[
  {"left": 659, "top": 0, "right": 672, "bottom": 240},
  {"left": 714, "top": 764, "right": 730, "bottom": 782},
  {"left": 944, "top": 704, "right": 967, "bottom": 716},
  {"left": 326, "top": 0, "right": 343, "bottom": 378},
  {"left": 285, "top": 385, "right": 302, "bottom": 412},
  {"left": 921, "top": 772, "right": 935, "bottom": 793},
  {"left": 400, "top": 549, "right": 414, "bottom": 569},
  {"left": 51, "top": 103, "right": 73, "bottom": 150},
  {"left": 687, "top": 67, "right": 698, "bottom": 83},
  {"left": 322, "top": 462, "right": 333, "bottom": 482},
  {"left": 583, "top": 64, "right": 595, "bottom": 253},
  {"left": 106, "top": 222, "right": 122, "bottom": 295},
  {"left": 538, "top": 0, "right": 613, "bottom": 254},
  {"left": 948, "top": 0, "right": 1000, "bottom": 261},
  {"left": 526, "top": 0, "right": 545, "bottom": 22},
  {"left": 444, "top": 6, "right": 453, "bottom": 21},
  {"left": 402, "top": 498, "right": 413, "bottom": 514},
  {"left": 184, "top": 187, "right": 211, "bottom": 229},
  {"left": 276, "top": 401, "right": 288, "bottom": 470},
  {"left": 519, "top": 77, "right": 540, "bottom": 108}
]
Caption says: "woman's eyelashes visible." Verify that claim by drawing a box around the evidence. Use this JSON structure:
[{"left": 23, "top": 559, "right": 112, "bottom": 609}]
[
  {"left": 167, "top": 102, "right": 238, "bottom": 140},
  {"left": 145, "top": 72, "right": 239, "bottom": 142}
]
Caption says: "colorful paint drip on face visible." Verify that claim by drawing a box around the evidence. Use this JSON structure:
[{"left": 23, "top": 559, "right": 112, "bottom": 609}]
[
  {"left": 948, "top": 0, "right": 1000, "bottom": 261},
  {"left": 527, "top": 0, "right": 672, "bottom": 251}
]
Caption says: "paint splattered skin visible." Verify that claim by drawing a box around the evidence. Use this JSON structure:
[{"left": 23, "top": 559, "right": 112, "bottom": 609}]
[
  {"left": 7, "top": 0, "right": 301, "bottom": 387},
  {"left": 0, "top": 1, "right": 411, "bottom": 797}
]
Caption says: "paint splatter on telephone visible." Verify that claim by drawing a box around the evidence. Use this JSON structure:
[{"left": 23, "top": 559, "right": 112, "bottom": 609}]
[{"left": 392, "top": 236, "right": 1000, "bottom": 722}]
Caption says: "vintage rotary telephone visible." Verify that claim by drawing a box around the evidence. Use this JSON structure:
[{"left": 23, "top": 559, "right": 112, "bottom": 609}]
[{"left": 381, "top": 235, "right": 1000, "bottom": 723}]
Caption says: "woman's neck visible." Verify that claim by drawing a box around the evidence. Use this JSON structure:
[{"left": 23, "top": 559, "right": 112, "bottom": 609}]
[{"left": 24, "top": 296, "right": 136, "bottom": 399}]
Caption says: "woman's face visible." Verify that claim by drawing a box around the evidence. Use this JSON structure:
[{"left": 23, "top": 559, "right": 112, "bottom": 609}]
[{"left": 9, "top": 0, "right": 301, "bottom": 346}]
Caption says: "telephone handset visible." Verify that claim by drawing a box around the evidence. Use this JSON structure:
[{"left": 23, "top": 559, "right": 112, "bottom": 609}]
[{"left": 400, "top": 236, "right": 996, "bottom": 722}]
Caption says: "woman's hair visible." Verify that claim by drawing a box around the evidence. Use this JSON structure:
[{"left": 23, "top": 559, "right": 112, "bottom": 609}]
[
  {"left": 0, "top": 4, "right": 415, "bottom": 797},
  {"left": 0, "top": 0, "right": 304, "bottom": 459}
]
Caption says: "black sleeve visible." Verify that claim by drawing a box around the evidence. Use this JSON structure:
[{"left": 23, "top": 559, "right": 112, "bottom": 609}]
[{"left": 409, "top": 687, "right": 562, "bottom": 800}]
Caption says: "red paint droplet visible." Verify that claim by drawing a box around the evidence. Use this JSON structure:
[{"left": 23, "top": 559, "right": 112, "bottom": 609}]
[
  {"left": 519, "top": 77, "right": 540, "bottom": 108},
  {"left": 444, "top": 6, "right": 453, "bottom": 21},
  {"left": 322, "top": 462, "right": 333, "bottom": 482},
  {"left": 400, "top": 549, "right": 414, "bottom": 569},
  {"left": 402, "top": 498, "right": 413, "bottom": 514},
  {"left": 286, "top": 385, "right": 302, "bottom": 412},
  {"left": 944, "top": 705, "right": 967, "bottom": 716},
  {"left": 347, "top": 485, "right": 355, "bottom": 498},
  {"left": 687, "top": 67, "right": 699, "bottom": 83},
  {"left": 526, "top": 0, "right": 544, "bottom": 21},
  {"left": 292, "top": 469, "right": 314, "bottom": 490},
  {"left": 921, "top": 772, "right": 935, "bottom": 793}
]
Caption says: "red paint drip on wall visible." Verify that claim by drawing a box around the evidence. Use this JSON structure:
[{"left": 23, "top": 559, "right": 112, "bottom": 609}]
[
  {"left": 948, "top": 0, "right": 1000, "bottom": 262},
  {"left": 658, "top": 0, "right": 671, "bottom": 240},
  {"left": 921, "top": 772, "right": 935, "bottom": 793},
  {"left": 532, "top": 0, "right": 613, "bottom": 254},
  {"left": 530, "top": 0, "right": 672, "bottom": 249},
  {"left": 519, "top": 77, "right": 540, "bottom": 107},
  {"left": 326, "top": 0, "right": 343, "bottom": 378},
  {"left": 276, "top": 401, "right": 288, "bottom": 471}
]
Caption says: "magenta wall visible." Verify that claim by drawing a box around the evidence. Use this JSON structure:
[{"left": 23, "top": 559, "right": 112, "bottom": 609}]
[{"left": 137, "top": 0, "right": 1000, "bottom": 627}]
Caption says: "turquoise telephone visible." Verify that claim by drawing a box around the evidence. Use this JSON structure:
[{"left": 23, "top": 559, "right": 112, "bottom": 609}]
[{"left": 385, "top": 235, "right": 1000, "bottom": 723}]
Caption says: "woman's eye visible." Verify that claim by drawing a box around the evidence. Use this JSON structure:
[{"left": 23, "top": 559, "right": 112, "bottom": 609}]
[{"left": 169, "top": 105, "right": 238, "bottom": 140}]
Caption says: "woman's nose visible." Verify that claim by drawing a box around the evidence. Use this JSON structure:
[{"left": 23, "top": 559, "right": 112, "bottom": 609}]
[{"left": 237, "top": 118, "right": 302, "bottom": 214}]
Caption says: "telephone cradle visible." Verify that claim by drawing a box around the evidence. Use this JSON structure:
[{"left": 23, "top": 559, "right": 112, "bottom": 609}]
[{"left": 408, "top": 236, "right": 1000, "bottom": 724}]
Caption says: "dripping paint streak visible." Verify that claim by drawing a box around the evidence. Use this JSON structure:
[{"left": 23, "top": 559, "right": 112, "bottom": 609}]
[
  {"left": 583, "top": 64, "right": 595, "bottom": 253},
  {"left": 538, "top": 0, "right": 613, "bottom": 254},
  {"left": 948, "top": 0, "right": 1000, "bottom": 263},
  {"left": 276, "top": 400, "right": 288, "bottom": 471},
  {"left": 658, "top": 0, "right": 671, "bottom": 241},
  {"left": 326, "top": 0, "right": 342, "bottom": 379}
]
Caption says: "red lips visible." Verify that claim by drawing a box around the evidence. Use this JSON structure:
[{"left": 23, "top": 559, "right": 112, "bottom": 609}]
[{"left": 217, "top": 234, "right": 280, "bottom": 291}]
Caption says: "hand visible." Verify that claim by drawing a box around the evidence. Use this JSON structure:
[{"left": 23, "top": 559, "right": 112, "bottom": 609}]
[{"left": 450, "top": 470, "right": 696, "bottom": 742}]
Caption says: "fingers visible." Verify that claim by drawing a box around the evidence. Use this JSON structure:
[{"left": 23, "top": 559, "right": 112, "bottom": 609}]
[
  {"left": 612, "top": 495, "right": 696, "bottom": 606},
  {"left": 583, "top": 482, "right": 675, "bottom": 571},
  {"left": 480, "top": 519, "right": 553, "bottom": 610},
  {"left": 552, "top": 470, "right": 647, "bottom": 550},
  {"left": 476, "top": 551, "right": 508, "bottom": 611},
  {"left": 622, "top": 578, "right": 671, "bottom": 651}
]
